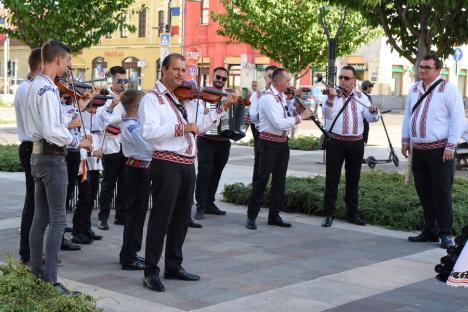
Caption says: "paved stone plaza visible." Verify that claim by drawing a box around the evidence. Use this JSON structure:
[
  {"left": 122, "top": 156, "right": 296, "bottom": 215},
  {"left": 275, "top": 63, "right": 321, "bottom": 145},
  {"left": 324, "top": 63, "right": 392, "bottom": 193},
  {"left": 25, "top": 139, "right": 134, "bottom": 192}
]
[{"left": 1, "top": 115, "right": 468, "bottom": 311}]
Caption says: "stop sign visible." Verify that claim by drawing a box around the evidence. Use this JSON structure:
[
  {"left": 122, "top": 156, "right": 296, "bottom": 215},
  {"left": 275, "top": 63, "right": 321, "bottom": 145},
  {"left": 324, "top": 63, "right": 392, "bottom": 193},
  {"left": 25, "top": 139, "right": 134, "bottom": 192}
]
[{"left": 185, "top": 47, "right": 201, "bottom": 65}]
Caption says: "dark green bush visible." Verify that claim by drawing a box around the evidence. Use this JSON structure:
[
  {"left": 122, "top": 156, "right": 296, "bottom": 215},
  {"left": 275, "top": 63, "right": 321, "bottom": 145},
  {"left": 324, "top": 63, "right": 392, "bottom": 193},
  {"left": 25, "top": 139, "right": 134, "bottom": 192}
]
[
  {"left": 239, "top": 135, "right": 320, "bottom": 151},
  {"left": 0, "top": 259, "right": 102, "bottom": 312},
  {"left": 0, "top": 144, "right": 22, "bottom": 172},
  {"left": 222, "top": 171, "right": 468, "bottom": 233}
]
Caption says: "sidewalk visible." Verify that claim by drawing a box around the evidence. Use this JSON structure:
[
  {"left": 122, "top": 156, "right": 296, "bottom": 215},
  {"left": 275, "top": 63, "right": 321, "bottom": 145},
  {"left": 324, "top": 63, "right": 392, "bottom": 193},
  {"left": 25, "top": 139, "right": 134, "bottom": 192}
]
[{"left": 1, "top": 152, "right": 468, "bottom": 311}]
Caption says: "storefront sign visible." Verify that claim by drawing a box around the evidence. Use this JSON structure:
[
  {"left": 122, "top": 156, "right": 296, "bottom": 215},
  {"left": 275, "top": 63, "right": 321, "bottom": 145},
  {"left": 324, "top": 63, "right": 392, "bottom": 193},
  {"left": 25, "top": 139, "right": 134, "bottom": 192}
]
[{"left": 104, "top": 50, "right": 124, "bottom": 57}]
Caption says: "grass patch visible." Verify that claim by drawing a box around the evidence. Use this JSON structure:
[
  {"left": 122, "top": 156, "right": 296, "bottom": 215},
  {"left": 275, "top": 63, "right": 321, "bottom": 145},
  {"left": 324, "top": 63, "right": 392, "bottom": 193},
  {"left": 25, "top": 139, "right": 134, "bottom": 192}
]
[
  {"left": 238, "top": 135, "right": 321, "bottom": 151},
  {"left": 0, "top": 144, "right": 22, "bottom": 172},
  {"left": 0, "top": 119, "right": 16, "bottom": 124},
  {"left": 0, "top": 101, "right": 13, "bottom": 108},
  {"left": 222, "top": 171, "right": 468, "bottom": 234},
  {"left": 0, "top": 259, "right": 102, "bottom": 311}
]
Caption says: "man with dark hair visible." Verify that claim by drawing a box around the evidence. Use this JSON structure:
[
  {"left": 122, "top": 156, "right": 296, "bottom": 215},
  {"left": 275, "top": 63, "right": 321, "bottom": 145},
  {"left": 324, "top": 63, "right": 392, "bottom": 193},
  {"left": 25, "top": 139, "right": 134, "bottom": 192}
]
[
  {"left": 194, "top": 66, "right": 232, "bottom": 220},
  {"left": 361, "top": 80, "right": 374, "bottom": 144},
  {"left": 15, "top": 48, "right": 42, "bottom": 264},
  {"left": 402, "top": 53, "right": 464, "bottom": 249},
  {"left": 26, "top": 39, "right": 92, "bottom": 293},
  {"left": 248, "top": 65, "right": 277, "bottom": 186},
  {"left": 246, "top": 68, "right": 312, "bottom": 230},
  {"left": 321, "top": 65, "right": 380, "bottom": 228},
  {"left": 139, "top": 53, "right": 239, "bottom": 291},
  {"left": 97, "top": 65, "right": 129, "bottom": 230}
]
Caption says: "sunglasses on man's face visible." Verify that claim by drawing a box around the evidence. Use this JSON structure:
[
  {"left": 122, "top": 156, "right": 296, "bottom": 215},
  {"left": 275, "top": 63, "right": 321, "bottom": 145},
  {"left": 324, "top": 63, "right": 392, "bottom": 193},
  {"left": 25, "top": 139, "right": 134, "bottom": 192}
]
[
  {"left": 116, "top": 79, "right": 129, "bottom": 84},
  {"left": 338, "top": 75, "right": 354, "bottom": 81},
  {"left": 215, "top": 75, "right": 227, "bottom": 82}
]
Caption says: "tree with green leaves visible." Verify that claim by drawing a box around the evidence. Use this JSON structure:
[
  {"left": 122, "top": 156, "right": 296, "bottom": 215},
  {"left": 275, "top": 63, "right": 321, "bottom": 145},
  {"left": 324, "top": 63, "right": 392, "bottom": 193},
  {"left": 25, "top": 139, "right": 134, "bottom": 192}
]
[
  {"left": 211, "top": 0, "right": 381, "bottom": 78},
  {"left": 0, "top": 0, "right": 140, "bottom": 52},
  {"left": 329, "top": 0, "right": 468, "bottom": 78}
]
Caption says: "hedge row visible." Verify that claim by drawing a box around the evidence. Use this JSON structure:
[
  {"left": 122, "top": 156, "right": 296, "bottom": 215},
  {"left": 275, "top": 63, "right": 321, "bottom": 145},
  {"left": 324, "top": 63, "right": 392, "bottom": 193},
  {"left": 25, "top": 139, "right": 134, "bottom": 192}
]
[
  {"left": 222, "top": 171, "right": 468, "bottom": 234},
  {"left": 0, "top": 144, "right": 22, "bottom": 172},
  {"left": 240, "top": 135, "right": 321, "bottom": 151},
  {"left": 0, "top": 259, "right": 101, "bottom": 312}
]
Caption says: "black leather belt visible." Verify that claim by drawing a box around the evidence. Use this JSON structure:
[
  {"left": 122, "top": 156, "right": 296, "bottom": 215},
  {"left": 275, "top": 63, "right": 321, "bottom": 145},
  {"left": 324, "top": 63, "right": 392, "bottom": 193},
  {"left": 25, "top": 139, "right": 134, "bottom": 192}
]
[{"left": 32, "top": 140, "right": 67, "bottom": 156}]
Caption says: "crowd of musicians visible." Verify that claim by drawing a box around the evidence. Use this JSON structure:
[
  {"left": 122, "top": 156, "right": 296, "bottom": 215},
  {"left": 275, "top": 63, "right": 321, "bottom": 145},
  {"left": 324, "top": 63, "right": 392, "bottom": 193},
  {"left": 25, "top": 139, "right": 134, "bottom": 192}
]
[{"left": 14, "top": 39, "right": 465, "bottom": 294}]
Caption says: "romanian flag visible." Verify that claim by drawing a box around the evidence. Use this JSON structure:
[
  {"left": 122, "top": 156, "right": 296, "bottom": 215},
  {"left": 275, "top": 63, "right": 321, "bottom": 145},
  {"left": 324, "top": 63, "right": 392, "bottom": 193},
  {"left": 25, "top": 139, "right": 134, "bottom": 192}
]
[
  {"left": 81, "top": 160, "right": 89, "bottom": 183},
  {"left": 170, "top": 7, "right": 180, "bottom": 36}
]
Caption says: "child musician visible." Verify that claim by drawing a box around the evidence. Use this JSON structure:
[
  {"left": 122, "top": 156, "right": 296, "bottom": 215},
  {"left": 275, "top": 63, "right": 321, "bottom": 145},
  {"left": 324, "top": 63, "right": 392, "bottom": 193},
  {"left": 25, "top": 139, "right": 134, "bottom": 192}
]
[{"left": 119, "top": 90, "right": 152, "bottom": 270}]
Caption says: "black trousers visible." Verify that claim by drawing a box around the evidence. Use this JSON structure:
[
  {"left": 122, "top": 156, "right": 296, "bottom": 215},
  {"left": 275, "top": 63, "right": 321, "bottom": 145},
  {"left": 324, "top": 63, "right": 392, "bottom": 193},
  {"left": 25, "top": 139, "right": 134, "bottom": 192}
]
[
  {"left": 247, "top": 139, "right": 289, "bottom": 220},
  {"left": 412, "top": 147, "right": 454, "bottom": 234},
  {"left": 72, "top": 170, "right": 100, "bottom": 235},
  {"left": 65, "top": 150, "right": 81, "bottom": 211},
  {"left": 251, "top": 125, "right": 260, "bottom": 185},
  {"left": 120, "top": 166, "right": 150, "bottom": 265},
  {"left": 195, "top": 136, "right": 230, "bottom": 210},
  {"left": 324, "top": 139, "right": 364, "bottom": 218},
  {"left": 98, "top": 150, "right": 127, "bottom": 222},
  {"left": 144, "top": 159, "right": 195, "bottom": 277},
  {"left": 19, "top": 141, "right": 34, "bottom": 263}
]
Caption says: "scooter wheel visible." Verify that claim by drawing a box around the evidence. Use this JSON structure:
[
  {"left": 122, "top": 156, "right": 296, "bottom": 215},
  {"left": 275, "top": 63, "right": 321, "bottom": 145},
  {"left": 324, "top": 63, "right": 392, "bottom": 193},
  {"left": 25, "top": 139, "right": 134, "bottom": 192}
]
[{"left": 366, "top": 156, "right": 377, "bottom": 169}]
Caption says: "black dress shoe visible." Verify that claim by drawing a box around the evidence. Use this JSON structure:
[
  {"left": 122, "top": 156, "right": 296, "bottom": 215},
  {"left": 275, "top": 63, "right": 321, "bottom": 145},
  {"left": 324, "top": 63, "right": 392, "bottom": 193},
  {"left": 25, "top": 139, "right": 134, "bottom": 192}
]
[
  {"left": 143, "top": 274, "right": 165, "bottom": 292},
  {"left": 164, "top": 268, "right": 200, "bottom": 281},
  {"left": 205, "top": 204, "right": 226, "bottom": 215},
  {"left": 114, "top": 219, "right": 126, "bottom": 225},
  {"left": 86, "top": 230, "right": 102, "bottom": 241},
  {"left": 322, "top": 216, "right": 334, "bottom": 227},
  {"left": 440, "top": 234, "right": 453, "bottom": 249},
  {"left": 61, "top": 238, "right": 81, "bottom": 251},
  {"left": 268, "top": 217, "right": 291, "bottom": 228},
  {"left": 97, "top": 220, "right": 109, "bottom": 230},
  {"left": 408, "top": 231, "right": 439, "bottom": 243},
  {"left": 246, "top": 218, "right": 257, "bottom": 230},
  {"left": 194, "top": 209, "right": 204, "bottom": 220},
  {"left": 53, "top": 282, "right": 81, "bottom": 296},
  {"left": 71, "top": 233, "right": 93, "bottom": 244},
  {"left": 188, "top": 219, "right": 203, "bottom": 228},
  {"left": 347, "top": 216, "right": 366, "bottom": 226},
  {"left": 64, "top": 225, "right": 72, "bottom": 233},
  {"left": 122, "top": 259, "right": 145, "bottom": 270}
]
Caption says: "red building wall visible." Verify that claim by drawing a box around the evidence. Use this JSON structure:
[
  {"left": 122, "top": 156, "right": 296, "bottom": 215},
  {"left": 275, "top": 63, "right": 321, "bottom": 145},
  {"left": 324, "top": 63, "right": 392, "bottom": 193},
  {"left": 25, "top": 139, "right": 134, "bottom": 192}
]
[{"left": 183, "top": 0, "right": 311, "bottom": 88}]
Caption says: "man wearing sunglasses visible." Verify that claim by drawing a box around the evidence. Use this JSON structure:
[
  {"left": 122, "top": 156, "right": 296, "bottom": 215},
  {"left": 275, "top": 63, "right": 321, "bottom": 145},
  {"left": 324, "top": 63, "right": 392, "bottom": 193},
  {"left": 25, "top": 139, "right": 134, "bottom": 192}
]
[
  {"left": 194, "top": 67, "right": 232, "bottom": 220},
  {"left": 248, "top": 65, "right": 277, "bottom": 188},
  {"left": 246, "top": 68, "right": 313, "bottom": 230},
  {"left": 321, "top": 65, "right": 380, "bottom": 228},
  {"left": 402, "top": 54, "right": 464, "bottom": 249},
  {"left": 96, "top": 66, "right": 129, "bottom": 230}
]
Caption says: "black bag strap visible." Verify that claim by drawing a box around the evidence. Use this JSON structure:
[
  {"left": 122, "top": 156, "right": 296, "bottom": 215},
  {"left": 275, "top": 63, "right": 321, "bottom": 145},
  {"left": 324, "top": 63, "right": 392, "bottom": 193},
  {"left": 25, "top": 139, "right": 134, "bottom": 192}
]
[
  {"left": 412, "top": 78, "right": 443, "bottom": 114},
  {"left": 328, "top": 94, "right": 354, "bottom": 135}
]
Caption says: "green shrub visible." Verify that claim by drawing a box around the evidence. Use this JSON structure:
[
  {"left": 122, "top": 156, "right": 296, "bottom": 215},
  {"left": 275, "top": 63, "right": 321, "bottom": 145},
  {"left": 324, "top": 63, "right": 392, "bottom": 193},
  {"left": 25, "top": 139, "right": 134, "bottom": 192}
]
[
  {"left": 0, "top": 259, "right": 102, "bottom": 312},
  {"left": 238, "top": 135, "right": 320, "bottom": 151},
  {"left": 0, "top": 144, "right": 22, "bottom": 172},
  {"left": 222, "top": 171, "right": 468, "bottom": 234}
]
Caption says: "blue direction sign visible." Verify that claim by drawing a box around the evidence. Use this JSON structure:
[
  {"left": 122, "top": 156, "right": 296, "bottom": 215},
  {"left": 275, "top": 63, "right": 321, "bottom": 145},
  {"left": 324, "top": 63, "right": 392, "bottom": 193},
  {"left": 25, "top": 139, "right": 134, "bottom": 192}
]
[
  {"left": 160, "top": 34, "right": 170, "bottom": 47},
  {"left": 453, "top": 48, "right": 463, "bottom": 62}
]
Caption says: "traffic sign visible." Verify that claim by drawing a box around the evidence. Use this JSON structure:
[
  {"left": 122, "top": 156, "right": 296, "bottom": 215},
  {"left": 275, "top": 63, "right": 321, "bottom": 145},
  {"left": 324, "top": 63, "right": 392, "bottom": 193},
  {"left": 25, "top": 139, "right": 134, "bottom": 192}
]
[
  {"left": 160, "top": 48, "right": 170, "bottom": 63},
  {"left": 160, "top": 34, "right": 170, "bottom": 47},
  {"left": 453, "top": 48, "right": 463, "bottom": 62},
  {"left": 185, "top": 47, "right": 201, "bottom": 65},
  {"left": 187, "top": 65, "right": 198, "bottom": 78}
]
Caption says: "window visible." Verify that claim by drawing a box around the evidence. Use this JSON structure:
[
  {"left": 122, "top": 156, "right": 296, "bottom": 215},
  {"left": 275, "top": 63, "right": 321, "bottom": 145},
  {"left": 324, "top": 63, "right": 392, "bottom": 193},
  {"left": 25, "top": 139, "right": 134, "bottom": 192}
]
[
  {"left": 158, "top": 10, "right": 165, "bottom": 36},
  {"left": 459, "top": 69, "right": 467, "bottom": 97},
  {"left": 200, "top": 0, "right": 209, "bottom": 25},
  {"left": 392, "top": 65, "right": 403, "bottom": 96},
  {"left": 138, "top": 9, "right": 146, "bottom": 38},
  {"left": 120, "top": 14, "right": 128, "bottom": 38}
]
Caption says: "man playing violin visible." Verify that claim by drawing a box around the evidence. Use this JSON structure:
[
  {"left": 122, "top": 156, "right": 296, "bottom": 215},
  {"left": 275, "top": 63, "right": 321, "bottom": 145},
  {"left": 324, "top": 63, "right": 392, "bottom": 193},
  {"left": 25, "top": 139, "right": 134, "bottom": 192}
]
[
  {"left": 321, "top": 65, "right": 380, "bottom": 228},
  {"left": 194, "top": 67, "right": 232, "bottom": 220},
  {"left": 97, "top": 66, "right": 128, "bottom": 230},
  {"left": 246, "top": 68, "right": 313, "bottom": 230},
  {"left": 139, "top": 53, "right": 239, "bottom": 292},
  {"left": 26, "top": 40, "right": 93, "bottom": 294}
]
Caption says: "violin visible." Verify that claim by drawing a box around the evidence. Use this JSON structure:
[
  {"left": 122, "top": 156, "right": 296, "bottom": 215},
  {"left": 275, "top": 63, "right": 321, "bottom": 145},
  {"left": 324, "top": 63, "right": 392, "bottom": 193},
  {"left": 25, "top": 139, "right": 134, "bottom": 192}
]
[
  {"left": 174, "top": 81, "right": 228, "bottom": 104},
  {"left": 55, "top": 78, "right": 84, "bottom": 105}
]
